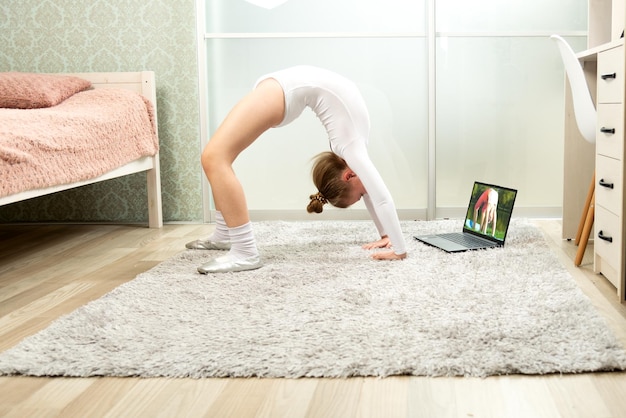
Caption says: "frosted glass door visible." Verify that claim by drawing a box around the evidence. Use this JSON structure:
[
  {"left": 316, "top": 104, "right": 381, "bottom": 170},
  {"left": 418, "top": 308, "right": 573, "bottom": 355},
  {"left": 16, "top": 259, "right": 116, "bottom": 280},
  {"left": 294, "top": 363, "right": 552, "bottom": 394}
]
[
  {"left": 435, "top": 0, "right": 587, "bottom": 216},
  {"left": 201, "top": 0, "right": 589, "bottom": 218},
  {"left": 204, "top": 0, "right": 429, "bottom": 215}
]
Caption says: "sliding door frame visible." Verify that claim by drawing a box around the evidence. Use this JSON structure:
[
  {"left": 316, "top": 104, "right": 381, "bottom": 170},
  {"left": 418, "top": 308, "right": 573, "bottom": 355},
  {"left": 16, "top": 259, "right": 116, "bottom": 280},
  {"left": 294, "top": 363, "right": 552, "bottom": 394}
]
[{"left": 195, "top": 0, "right": 586, "bottom": 223}]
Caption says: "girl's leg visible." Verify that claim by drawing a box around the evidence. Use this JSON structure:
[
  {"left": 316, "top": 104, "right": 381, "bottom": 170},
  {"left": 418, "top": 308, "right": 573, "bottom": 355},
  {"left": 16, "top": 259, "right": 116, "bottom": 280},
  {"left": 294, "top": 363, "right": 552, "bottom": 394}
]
[
  {"left": 198, "top": 79, "right": 285, "bottom": 273},
  {"left": 185, "top": 210, "right": 231, "bottom": 250}
]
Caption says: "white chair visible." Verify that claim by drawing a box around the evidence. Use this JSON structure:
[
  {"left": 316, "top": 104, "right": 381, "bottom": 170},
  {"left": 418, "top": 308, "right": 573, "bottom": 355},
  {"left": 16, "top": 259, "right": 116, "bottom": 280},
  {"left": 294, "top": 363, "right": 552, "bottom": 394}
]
[{"left": 550, "top": 34, "right": 596, "bottom": 266}]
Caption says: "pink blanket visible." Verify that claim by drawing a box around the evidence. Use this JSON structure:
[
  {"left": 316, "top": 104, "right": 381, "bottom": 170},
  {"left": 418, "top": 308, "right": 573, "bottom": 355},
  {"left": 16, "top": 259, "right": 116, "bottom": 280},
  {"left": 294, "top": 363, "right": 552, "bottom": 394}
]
[{"left": 0, "top": 88, "right": 159, "bottom": 198}]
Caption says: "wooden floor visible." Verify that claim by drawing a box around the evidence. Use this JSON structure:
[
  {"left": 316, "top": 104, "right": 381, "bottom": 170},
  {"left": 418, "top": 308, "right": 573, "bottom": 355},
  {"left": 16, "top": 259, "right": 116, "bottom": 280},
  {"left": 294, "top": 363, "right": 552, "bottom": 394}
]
[{"left": 0, "top": 219, "right": 625, "bottom": 418}]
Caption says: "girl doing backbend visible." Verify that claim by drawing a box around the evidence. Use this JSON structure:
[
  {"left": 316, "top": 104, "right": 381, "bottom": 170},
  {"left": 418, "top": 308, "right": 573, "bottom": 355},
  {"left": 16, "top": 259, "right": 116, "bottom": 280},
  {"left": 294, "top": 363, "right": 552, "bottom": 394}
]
[{"left": 187, "top": 65, "right": 407, "bottom": 273}]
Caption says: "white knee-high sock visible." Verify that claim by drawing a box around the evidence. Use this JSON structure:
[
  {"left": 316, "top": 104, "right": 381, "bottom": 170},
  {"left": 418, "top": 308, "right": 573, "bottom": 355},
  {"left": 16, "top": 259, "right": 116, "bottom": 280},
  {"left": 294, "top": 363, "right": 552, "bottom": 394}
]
[
  {"left": 207, "top": 211, "right": 230, "bottom": 242},
  {"left": 228, "top": 222, "right": 258, "bottom": 260}
]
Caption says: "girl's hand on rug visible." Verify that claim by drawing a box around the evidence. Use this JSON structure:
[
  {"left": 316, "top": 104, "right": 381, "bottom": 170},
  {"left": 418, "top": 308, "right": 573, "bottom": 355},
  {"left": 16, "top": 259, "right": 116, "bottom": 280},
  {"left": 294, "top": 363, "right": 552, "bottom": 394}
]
[
  {"left": 362, "top": 236, "right": 391, "bottom": 250},
  {"left": 371, "top": 250, "right": 407, "bottom": 261}
]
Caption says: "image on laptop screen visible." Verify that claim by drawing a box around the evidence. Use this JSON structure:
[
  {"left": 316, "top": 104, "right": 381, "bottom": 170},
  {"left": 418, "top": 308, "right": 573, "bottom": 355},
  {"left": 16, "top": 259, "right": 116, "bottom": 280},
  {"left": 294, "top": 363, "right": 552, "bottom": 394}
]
[{"left": 462, "top": 182, "right": 517, "bottom": 242}]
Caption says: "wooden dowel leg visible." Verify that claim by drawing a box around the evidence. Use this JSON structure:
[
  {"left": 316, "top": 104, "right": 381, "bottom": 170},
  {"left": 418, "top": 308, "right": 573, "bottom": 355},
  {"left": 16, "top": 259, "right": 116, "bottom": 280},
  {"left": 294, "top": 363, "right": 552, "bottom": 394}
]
[
  {"left": 575, "top": 172, "right": 596, "bottom": 246},
  {"left": 575, "top": 191, "right": 594, "bottom": 267}
]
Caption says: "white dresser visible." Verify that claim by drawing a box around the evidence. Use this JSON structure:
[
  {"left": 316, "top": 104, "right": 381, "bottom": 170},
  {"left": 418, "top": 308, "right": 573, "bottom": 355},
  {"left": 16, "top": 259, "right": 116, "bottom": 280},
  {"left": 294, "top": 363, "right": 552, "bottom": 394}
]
[{"left": 594, "top": 42, "right": 626, "bottom": 301}]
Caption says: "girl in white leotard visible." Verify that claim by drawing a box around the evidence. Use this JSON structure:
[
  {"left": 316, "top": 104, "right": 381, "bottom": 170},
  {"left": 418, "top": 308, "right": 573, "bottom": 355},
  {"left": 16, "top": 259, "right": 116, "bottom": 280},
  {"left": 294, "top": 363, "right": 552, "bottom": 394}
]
[{"left": 188, "top": 65, "right": 407, "bottom": 273}]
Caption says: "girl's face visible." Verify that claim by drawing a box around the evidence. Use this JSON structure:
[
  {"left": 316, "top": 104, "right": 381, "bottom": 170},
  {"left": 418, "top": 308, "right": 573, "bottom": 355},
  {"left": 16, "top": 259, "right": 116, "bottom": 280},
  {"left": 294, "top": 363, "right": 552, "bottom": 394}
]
[{"left": 344, "top": 175, "right": 366, "bottom": 206}]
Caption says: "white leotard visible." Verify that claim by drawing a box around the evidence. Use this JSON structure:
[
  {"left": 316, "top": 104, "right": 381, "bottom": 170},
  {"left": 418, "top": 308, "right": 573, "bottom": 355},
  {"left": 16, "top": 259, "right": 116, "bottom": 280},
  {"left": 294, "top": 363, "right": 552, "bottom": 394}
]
[{"left": 255, "top": 65, "right": 407, "bottom": 255}]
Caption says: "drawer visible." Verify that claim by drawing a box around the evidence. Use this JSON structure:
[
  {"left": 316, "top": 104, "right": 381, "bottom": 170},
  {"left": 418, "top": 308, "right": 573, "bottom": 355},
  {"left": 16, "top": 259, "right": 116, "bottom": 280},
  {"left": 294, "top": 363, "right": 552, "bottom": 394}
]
[
  {"left": 594, "top": 205, "right": 623, "bottom": 283},
  {"left": 596, "top": 103, "right": 624, "bottom": 158},
  {"left": 595, "top": 154, "right": 623, "bottom": 215},
  {"left": 598, "top": 45, "right": 625, "bottom": 104}
]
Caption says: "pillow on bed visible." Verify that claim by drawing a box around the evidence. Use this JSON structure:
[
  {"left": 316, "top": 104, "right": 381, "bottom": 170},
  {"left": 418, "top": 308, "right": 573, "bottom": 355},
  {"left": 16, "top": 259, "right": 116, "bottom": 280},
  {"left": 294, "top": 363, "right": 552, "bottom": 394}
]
[{"left": 0, "top": 72, "right": 92, "bottom": 109}]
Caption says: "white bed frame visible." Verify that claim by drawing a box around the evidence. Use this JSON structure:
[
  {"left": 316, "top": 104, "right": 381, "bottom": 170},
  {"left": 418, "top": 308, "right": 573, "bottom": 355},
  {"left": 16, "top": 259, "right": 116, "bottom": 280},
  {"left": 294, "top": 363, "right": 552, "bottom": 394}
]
[{"left": 0, "top": 71, "right": 163, "bottom": 228}]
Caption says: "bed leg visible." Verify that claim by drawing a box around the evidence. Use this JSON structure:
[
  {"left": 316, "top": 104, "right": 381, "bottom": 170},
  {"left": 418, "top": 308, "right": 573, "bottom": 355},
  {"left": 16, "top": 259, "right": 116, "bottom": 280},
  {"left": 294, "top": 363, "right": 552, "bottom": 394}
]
[{"left": 147, "top": 154, "right": 163, "bottom": 228}]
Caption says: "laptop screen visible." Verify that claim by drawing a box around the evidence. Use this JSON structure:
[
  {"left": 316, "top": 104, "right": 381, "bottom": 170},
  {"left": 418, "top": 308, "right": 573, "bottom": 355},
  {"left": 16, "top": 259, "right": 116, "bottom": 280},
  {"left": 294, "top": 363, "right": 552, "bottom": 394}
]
[{"left": 462, "top": 182, "right": 518, "bottom": 243}]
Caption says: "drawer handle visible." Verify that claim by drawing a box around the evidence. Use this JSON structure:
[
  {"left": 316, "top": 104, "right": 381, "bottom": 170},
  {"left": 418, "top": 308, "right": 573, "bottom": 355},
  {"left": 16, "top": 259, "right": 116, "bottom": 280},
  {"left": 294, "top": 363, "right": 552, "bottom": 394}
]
[
  {"left": 599, "top": 179, "right": 614, "bottom": 189},
  {"left": 601, "top": 127, "right": 616, "bottom": 134},
  {"left": 601, "top": 72, "right": 617, "bottom": 80},
  {"left": 598, "top": 230, "right": 613, "bottom": 243}
]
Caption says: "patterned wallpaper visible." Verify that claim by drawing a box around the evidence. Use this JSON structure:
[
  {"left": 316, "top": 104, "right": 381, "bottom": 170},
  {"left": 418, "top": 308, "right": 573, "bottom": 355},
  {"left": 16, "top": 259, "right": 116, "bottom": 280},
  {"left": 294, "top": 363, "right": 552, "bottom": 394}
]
[{"left": 0, "top": 0, "right": 204, "bottom": 223}]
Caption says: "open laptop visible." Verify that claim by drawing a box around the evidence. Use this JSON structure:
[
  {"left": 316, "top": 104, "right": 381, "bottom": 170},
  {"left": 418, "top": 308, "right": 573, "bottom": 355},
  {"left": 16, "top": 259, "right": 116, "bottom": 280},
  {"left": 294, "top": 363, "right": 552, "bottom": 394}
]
[{"left": 414, "top": 181, "right": 518, "bottom": 253}]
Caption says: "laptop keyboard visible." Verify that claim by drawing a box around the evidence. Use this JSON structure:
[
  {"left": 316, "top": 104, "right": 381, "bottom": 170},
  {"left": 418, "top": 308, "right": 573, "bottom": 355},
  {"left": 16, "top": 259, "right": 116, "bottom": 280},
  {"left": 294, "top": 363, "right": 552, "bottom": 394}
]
[{"left": 439, "top": 232, "right": 494, "bottom": 249}]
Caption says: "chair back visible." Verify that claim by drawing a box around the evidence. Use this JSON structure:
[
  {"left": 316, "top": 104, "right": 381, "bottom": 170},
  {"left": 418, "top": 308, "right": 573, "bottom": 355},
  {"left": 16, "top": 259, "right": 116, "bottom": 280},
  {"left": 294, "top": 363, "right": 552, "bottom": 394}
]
[{"left": 550, "top": 34, "right": 597, "bottom": 143}]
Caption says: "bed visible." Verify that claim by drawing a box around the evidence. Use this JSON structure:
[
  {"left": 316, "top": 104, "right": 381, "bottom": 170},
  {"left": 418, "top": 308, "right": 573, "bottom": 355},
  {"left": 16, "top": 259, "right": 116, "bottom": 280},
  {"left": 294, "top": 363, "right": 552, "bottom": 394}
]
[{"left": 0, "top": 71, "right": 163, "bottom": 228}]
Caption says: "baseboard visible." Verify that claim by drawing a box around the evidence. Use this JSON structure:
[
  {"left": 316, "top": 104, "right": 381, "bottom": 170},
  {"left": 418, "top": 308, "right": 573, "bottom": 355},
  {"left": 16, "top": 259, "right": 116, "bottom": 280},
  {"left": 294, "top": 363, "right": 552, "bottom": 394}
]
[
  {"left": 436, "top": 206, "right": 562, "bottom": 220},
  {"left": 245, "top": 207, "right": 562, "bottom": 222},
  {"left": 248, "top": 209, "right": 425, "bottom": 222}
]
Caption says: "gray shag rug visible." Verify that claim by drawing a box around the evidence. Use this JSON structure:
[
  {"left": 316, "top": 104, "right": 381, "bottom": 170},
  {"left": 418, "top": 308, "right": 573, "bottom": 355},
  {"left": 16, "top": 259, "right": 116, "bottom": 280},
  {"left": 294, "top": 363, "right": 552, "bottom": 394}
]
[{"left": 1, "top": 219, "right": 625, "bottom": 378}]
